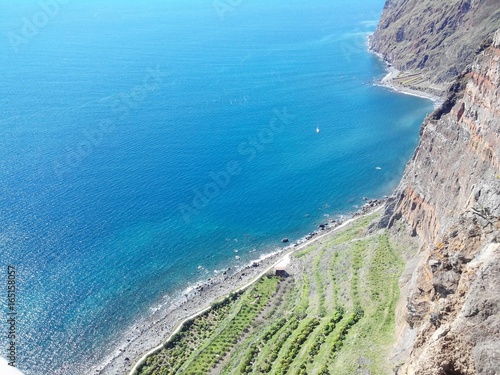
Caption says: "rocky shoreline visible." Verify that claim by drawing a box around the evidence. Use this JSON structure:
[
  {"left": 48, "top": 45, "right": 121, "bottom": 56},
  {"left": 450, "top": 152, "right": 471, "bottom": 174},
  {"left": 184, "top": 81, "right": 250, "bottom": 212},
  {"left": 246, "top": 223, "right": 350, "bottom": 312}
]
[
  {"left": 89, "top": 36, "right": 438, "bottom": 375},
  {"left": 378, "top": 67, "right": 444, "bottom": 107},
  {"left": 90, "top": 199, "right": 386, "bottom": 375},
  {"left": 369, "top": 46, "right": 445, "bottom": 107},
  {"left": 89, "top": 38, "right": 433, "bottom": 375}
]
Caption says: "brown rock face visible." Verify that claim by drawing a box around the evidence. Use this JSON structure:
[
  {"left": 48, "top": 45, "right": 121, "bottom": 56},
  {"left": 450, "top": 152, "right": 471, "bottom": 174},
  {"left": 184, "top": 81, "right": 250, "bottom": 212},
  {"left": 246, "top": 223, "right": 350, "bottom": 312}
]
[
  {"left": 370, "top": 0, "right": 500, "bottom": 93},
  {"left": 381, "top": 30, "right": 500, "bottom": 375}
]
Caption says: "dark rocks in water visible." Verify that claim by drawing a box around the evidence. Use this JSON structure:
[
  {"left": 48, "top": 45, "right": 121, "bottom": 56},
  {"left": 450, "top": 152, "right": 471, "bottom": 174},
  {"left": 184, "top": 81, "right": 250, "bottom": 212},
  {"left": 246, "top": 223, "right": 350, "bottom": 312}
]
[
  {"left": 252, "top": 262, "right": 259, "bottom": 268},
  {"left": 318, "top": 224, "right": 326, "bottom": 230},
  {"left": 305, "top": 231, "right": 318, "bottom": 240},
  {"left": 281, "top": 238, "right": 289, "bottom": 243}
]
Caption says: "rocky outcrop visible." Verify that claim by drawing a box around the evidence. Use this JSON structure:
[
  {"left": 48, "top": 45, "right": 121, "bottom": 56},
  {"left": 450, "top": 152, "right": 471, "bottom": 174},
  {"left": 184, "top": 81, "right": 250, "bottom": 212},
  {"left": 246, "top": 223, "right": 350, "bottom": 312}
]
[
  {"left": 370, "top": 0, "right": 500, "bottom": 94},
  {"left": 380, "top": 29, "right": 500, "bottom": 375}
]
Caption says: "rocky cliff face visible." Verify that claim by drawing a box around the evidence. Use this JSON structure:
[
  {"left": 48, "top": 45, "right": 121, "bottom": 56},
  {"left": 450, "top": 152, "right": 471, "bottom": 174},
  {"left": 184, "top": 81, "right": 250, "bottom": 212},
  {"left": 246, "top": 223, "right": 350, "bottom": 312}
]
[
  {"left": 375, "top": 13, "right": 500, "bottom": 375},
  {"left": 370, "top": 0, "right": 500, "bottom": 94}
]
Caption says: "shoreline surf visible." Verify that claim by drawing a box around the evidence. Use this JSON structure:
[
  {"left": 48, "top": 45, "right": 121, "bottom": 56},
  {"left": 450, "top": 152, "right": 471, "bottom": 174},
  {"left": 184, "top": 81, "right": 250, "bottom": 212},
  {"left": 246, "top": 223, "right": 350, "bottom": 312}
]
[
  {"left": 368, "top": 41, "right": 445, "bottom": 107},
  {"left": 91, "top": 200, "right": 386, "bottom": 375},
  {"left": 90, "top": 38, "right": 440, "bottom": 375}
]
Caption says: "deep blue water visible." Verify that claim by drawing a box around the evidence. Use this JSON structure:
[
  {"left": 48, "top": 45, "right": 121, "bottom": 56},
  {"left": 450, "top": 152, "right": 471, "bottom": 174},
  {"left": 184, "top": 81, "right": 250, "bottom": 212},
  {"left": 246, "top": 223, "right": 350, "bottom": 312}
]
[{"left": 0, "top": 1, "right": 434, "bottom": 374}]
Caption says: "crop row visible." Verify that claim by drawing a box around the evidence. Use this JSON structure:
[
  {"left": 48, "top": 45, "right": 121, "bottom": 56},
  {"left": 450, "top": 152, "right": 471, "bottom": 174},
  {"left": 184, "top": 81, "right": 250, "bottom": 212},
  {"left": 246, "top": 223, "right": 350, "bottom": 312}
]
[
  {"left": 350, "top": 241, "right": 365, "bottom": 308},
  {"left": 257, "top": 317, "right": 300, "bottom": 373},
  {"left": 317, "top": 307, "right": 364, "bottom": 375},
  {"left": 329, "top": 251, "right": 340, "bottom": 308},
  {"left": 307, "top": 306, "right": 345, "bottom": 360},
  {"left": 275, "top": 318, "right": 320, "bottom": 375},
  {"left": 136, "top": 277, "right": 279, "bottom": 375},
  {"left": 136, "top": 293, "right": 240, "bottom": 375},
  {"left": 331, "top": 307, "right": 364, "bottom": 353},
  {"left": 314, "top": 249, "right": 327, "bottom": 317},
  {"left": 182, "top": 276, "right": 279, "bottom": 374},
  {"left": 296, "top": 273, "right": 310, "bottom": 316},
  {"left": 236, "top": 317, "right": 288, "bottom": 374}
]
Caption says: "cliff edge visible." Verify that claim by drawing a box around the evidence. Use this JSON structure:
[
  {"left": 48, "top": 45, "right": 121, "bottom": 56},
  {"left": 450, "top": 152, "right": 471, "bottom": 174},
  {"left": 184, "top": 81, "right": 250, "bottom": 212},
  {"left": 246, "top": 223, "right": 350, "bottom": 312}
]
[
  {"left": 372, "top": 2, "right": 500, "bottom": 374},
  {"left": 370, "top": 0, "right": 500, "bottom": 96}
]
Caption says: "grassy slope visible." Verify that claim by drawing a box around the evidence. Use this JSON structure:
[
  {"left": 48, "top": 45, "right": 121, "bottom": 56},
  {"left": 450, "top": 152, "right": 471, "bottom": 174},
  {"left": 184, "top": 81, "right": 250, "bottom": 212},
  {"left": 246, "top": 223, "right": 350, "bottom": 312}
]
[{"left": 135, "top": 213, "right": 405, "bottom": 375}]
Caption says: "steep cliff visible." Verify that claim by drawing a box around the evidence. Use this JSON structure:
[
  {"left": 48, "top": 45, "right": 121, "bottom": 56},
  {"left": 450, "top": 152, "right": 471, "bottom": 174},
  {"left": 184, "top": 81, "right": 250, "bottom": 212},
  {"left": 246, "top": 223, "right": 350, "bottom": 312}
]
[
  {"left": 373, "top": 5, "right": 500, "bottom": 373},
  {"left": 370, "top": 0, "right": 500, "bottom": 95}
]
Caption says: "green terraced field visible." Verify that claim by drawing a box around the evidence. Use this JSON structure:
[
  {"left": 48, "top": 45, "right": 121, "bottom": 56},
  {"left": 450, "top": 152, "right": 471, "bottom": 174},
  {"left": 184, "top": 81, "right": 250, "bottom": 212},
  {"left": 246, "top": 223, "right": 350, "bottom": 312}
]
[{"left": 134, "top": 212, "right": 405, "bottom": 375}]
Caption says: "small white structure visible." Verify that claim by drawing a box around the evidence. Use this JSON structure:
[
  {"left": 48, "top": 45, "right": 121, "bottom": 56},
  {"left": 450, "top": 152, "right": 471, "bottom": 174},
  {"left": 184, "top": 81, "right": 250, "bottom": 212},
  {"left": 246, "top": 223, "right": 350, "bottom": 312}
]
[{"left": 274, "top": 255, "right": 291, "bottom": 277}]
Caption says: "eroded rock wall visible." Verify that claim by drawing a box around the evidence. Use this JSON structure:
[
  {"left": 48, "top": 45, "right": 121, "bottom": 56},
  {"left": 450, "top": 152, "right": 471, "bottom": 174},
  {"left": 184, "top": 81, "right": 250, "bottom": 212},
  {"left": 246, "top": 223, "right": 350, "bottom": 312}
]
[
  {"left": 371, "top": 0, "right": 500, "bottom": 91},
  {"left": 382, "top": 30, "right": 500, "bottom": 374}
]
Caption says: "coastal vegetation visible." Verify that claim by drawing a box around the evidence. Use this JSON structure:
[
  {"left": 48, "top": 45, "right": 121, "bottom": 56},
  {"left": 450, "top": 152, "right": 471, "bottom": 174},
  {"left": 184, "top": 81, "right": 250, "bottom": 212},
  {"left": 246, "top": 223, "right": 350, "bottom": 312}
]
[{"left": 134, "top": 213, "right": 405, "bottom": 375}]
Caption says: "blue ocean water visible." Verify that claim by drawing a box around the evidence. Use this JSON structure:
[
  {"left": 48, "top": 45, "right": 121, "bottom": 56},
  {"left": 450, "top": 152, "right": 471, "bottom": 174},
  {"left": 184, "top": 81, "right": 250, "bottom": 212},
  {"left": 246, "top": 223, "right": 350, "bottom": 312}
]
[{"left": 0, "top": 1, "right": 434, "bottom": 374}]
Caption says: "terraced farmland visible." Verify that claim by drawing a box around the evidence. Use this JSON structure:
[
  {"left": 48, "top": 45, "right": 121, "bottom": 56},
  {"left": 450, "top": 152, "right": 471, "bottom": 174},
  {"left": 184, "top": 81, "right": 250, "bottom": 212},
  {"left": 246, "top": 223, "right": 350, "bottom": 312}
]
[{"left": 134, "top": 213, "right": 405, "bottom": 375}]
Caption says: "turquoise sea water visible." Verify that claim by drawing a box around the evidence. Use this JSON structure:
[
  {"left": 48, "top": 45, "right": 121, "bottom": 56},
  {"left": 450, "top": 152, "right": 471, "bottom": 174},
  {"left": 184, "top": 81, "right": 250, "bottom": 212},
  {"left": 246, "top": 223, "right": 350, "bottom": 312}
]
[{"left": 0, "top": 1, "right": 434, "bottom": 374}]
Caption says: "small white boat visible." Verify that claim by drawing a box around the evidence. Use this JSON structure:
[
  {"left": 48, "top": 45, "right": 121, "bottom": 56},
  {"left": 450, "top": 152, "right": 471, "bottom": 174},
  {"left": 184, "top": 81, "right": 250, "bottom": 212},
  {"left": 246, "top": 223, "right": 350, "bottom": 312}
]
[{"left": 316, "top": 127, "right": 320, "bottom": 133}]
